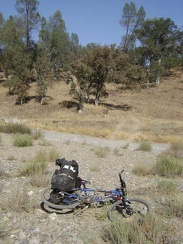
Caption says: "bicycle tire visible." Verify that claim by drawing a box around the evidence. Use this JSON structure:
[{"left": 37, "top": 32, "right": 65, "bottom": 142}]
[
  {"left": 41, "top": 187, "right": 81, "bottom": 210},
  {"left": 107, "top": 198, "right": 151, "bottom": 222}
]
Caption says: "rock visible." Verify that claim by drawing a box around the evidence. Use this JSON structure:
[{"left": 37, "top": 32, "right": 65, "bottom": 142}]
[
  {"left": 48, "top": 213, "right": 57, "bottom": 220},
  {"left": 34, "top": 209, "right": 47, "bottom": 217}
]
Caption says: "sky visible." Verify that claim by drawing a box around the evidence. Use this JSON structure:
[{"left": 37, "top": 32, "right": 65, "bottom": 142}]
[{"left": 0, "top": 0, "right": 183, "bottom": 46}]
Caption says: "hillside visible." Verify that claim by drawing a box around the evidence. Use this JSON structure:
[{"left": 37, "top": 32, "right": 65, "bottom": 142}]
[{"left": 0, "top": 70, "right": 183, "bottom": 143}]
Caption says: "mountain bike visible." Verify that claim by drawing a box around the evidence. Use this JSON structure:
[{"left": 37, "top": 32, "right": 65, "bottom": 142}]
[{"left": 41, "top": 170, "right": 150, "bottom": 222}]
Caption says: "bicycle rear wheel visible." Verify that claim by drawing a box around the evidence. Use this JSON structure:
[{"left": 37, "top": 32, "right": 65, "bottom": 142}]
[
  {"left": 107, "top": 198, "right": 150, "bottom": 222},
  {"left": 41, "top": 187, "right": 81, "bottom": 210}
]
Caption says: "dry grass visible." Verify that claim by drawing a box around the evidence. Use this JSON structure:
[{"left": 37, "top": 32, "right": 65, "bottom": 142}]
[{"left": 0, "top": 71, "right": 183, "bottom": 143}]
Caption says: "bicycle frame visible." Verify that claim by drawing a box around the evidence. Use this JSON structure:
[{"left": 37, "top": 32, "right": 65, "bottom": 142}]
[{"left": 61, "top": 171, "right": 128, "bottom": 206}]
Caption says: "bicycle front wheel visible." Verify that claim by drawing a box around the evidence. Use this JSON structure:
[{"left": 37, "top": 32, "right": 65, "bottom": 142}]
[{"left": 107, "top": 198, "right": 150, "bottom": 222}]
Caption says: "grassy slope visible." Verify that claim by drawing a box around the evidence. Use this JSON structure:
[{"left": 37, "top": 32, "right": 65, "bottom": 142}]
[{"left": 0, "top": 70, "right": 183, "bottom": 143}]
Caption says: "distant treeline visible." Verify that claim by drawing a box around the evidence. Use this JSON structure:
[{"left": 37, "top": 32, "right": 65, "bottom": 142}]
[{"left": 0, "top": 1, "right": 182, "bottom": 110}]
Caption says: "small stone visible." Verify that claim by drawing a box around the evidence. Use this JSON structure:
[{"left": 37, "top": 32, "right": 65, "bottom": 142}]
[
  {"left": 49, "top": 213, "right": 57, "bottom": 220},
  {"left": 27, "top": 191, "right": 34, "bottom": 196},
  {"left": 33, "top": 227, "right": 40, "bottom": 234},
  {"left": 34, "top": 209, "right": 47, "bottom": 217}
]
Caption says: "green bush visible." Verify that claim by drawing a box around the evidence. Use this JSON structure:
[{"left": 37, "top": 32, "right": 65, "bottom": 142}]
[
  {"left": 48, "top": 148, "right": 60, "bottom": 161},
  {"left": 132, "top": 163, "right": 154, "bottom": 176},
  {"left": 156, "top": 180, "right": 177, "bottom": 195},
  {"left": 102, "top": 215, "right": 175, "bottom": 244},
  {"left": 169, "top": 142, "right": 183, "bottom": 158},
  {"left": 138, "top": 140, "right": 152, "bottom": 152},
  {"left": 0, "top": 123, "right": 31, "bottom": 134},
  {"left": 158, "top": 195, "right": 183, "bottom": 218},
  {"left": 19, "top": 149, "right": 48, "bottom": 176},
  {"left": 155, "top": 155, "right": 183, "bottom": 177},
  {"left": 13, "top": 134, "right": 33, "bottom": 147}
]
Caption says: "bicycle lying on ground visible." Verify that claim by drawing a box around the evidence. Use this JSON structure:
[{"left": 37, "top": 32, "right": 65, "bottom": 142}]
[{"left": 41, "top": 170, "right": 150, "bottom": 222}]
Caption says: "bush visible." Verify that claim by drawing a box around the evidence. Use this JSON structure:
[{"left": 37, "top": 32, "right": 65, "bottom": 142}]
[
  {"left": 102, "top": 215, "right": 175, "bottom": 244},
  {"left": 30, "top": 172, "right": 50, "bottom": 187},
  {"left": 48, "top": 148, "right": 60, "bottom": 161},
  {"left": 13, "top": 134, "right": 33, "bottom": 147},
  {"left": 32, "top": 129, "right": 43, "bottom": 140},
  {"left": 0, "top": 187, "right": 36, "bottom": 212},
  {"left": 169, "top": 142, "right": 183, "bottom": 158},
  {"left": 155, "top": 155, "right": 183, "bottom": 177},
  {"left": 132, "top": 163, "right": 154, "bottom": 176},
  {"left": 0, "top": 123, "right": 31, "bottom": 134},
  {"left": 93, "top": 146, "right": 109, "bottom": 158},
  {"left": 158, "top": 195, "right": 183, "bottom": 218},
  {"left": 138, "top": 140, "right": 152, "bottom": 152},
  {"left": 19, "top": 149, "right": 48, "bottom": 176},
  {"left": 156, "top": 180, "right": 178, "bottom": 195}
]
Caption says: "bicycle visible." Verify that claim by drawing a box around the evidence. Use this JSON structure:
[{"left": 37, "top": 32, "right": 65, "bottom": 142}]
[{"left": 41, "top": 170, "right": 150, "bottom": 222}]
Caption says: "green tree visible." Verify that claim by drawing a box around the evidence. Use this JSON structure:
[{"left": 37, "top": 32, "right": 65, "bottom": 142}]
[
  {"left": 15, "top": 0, "right": 40, "bottom": 50},
  {"left": 120, "top": 2, "right": 145, "bottom": 53},
  {"left": 68, "top": 45, "right": 146, "bottom": 111},
  {"left": 39, "top": 11, "right": 71, "bottom": 79},
  {"left": 136, "top": 18, "right": 180, "bottom": 83},
  {"left": 0, "top": 15, "right": 24, "bottom": 82},
  {"left": 35, "top": 44, "right": 53, "bottom": 104}
]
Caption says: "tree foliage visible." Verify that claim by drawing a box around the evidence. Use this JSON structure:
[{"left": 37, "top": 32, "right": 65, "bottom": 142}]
[
  {"left": 135, "top": 18, "right": 181, "bottom": 82},
  {"left": 120, "top": 2, "right": 145, "bottom": 53},
  {"left": 68, "top": 45, "right": 146, "bottom": 111}
]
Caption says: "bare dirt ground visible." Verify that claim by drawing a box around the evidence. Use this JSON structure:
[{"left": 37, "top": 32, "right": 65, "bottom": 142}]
[
  {"left": 0, "top": 70, "right": 183, "bottom": 142},
  {"left": 0, "top": 131, "right": 183, "bottom": 243}
]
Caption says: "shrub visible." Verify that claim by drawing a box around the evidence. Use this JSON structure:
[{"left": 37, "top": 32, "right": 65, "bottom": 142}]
[
  {"left": 158, "top": 195, "right": 183, "bottom": 218},
  {"left": 30, "top": 172, "right": 50, "bottom": 187},
  {"left": 138, "top": 140, "right": 152, "bottom": 152},
  {"left": 157, "top": 180, "right": 177, "bottom": 196},
  {"left": 155, "top": 155, "right": 183, "bottom": 177},
  {"left": 156, "top": 180, "right": 178, "bottom": 195},
  {"left": 102, "top": 215, "right": 175, "bottom": 244},
  {"left": 93, "top": 146, "right": 109, "bottom": 158},
  {"left": 13, "top": 134, "right": 33, "bottom": 147},
  {"left": 132, "top": 163, "right": 154, "bottom": 176},
  {"left": 48, "top": 148, "right": 60, "bottom": 161},
  {"left": 32, "top": 129, "right": 43, "bottom": 140},
  {"left": 169, "top": 142, "right": 183, "bottom": 158},
  {"left": 0, "top": 123, "right": 31, "bottom": 134},
  {"left": 0, "top": 187, "right": 36, "bottom": 212},
  {"left": 19, "top": 149, "right": 48, "bottom": 176}
]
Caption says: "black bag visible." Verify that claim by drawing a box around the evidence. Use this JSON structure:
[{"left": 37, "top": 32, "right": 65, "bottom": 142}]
[{"left": 51, "top": 158, "right": 79, "bottom": 192}]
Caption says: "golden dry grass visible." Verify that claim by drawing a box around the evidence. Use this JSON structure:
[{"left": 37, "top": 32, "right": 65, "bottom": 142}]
[{"left": 0, "top": 70, "right": 183, "bottom": 143}]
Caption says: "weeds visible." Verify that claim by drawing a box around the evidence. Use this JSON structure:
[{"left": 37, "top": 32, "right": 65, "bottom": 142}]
[
  {"left": 155, "top": 180, "right": 178, "bottom": 195},
  {"left": 157, "top": 195, "right": 183, "bottom": 218},
  {"left": 155, "top": 155, "right": 183, "bottom": 177},
  {"left": 169, "top": 142, "right": 183, "bottom": 158},
  {"left": 93, "top": 146, "right": 109, "bottom": 158},
  {"left": 32, "top": 129, "right": 43, "bottom": 140},
  {"left": 30, "top": 172, "right": 50, "bottom": 187},
  {"left": 138, "top": 140, "right": 152, "bottom": 152},
  {"left": 102, "top": 215, "right": 175, "bottom": 244},
  {"left": 38, "top": 140, "right": 51, "bottom": 146},
  {"left": 0, "top": 123, "right": 31, "bottom": 134},
  {"left": 0, "top": 187, "right": 36, "bottom": 213},
  {"left": 113, "top": 148, "right": 123, "bottom": 156},
  {"left": 0, "top": 162, "right": 5, "bottom": 176},
  {"left": 13, "top": 134, "right": 33, "bottom": 147},
  {"left": 19, "top": 149, "right": 48, "bottom": 176},
  {"left": 47, "top": 148, "right": 60, "bottom": 161},
  {"left": 132, "top": 163, "right": 154, "bottom": 176}
]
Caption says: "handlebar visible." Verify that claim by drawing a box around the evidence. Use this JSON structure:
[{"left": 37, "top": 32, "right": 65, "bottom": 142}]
[{"left": 118, "top": 170, "right": 127, "bottom": 194}]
